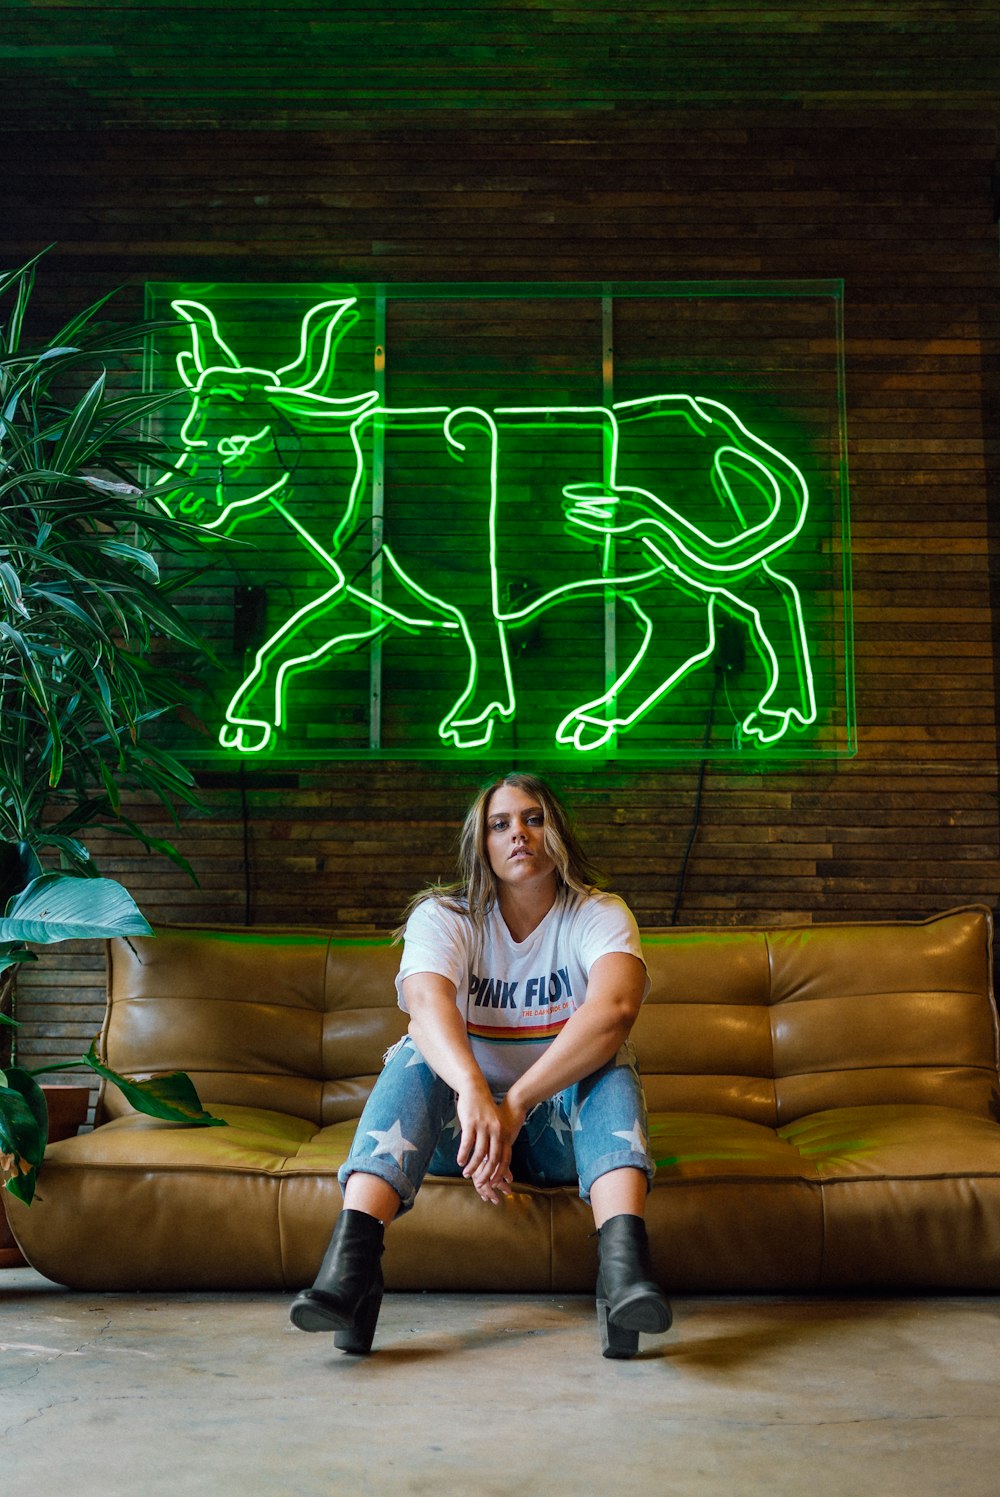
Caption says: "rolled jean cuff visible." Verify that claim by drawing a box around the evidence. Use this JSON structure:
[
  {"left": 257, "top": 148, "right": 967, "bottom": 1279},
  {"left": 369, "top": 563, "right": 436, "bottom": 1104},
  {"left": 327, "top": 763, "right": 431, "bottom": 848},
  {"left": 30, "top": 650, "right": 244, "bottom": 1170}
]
[
  {"left": 338, "top": 1158, "right": 418, "bottom": 1216},
  {"left": 577, "top": 1147, "right": 656, "bottom": 1203}
]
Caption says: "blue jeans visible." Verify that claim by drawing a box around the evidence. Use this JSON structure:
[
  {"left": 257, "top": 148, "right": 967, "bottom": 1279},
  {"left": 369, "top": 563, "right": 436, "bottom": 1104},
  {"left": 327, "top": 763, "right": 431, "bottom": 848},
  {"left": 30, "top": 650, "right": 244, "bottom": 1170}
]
[{"left": 338, "top": 1035, "right": 655, "bottom": 1216}]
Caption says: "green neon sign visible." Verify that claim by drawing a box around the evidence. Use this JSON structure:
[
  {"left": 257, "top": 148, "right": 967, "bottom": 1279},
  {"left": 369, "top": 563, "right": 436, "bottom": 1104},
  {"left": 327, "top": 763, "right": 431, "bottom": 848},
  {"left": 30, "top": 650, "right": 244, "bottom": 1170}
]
[{"left": 146, "top": 283, "right": 852, "bottom": 762}]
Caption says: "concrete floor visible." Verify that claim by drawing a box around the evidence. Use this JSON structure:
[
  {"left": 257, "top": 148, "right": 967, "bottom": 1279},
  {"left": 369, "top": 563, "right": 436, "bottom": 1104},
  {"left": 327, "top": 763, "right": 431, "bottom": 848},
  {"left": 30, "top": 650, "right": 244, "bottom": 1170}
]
[{"left": 3, "top": 1268, "right": 999, "bottom": 1497}]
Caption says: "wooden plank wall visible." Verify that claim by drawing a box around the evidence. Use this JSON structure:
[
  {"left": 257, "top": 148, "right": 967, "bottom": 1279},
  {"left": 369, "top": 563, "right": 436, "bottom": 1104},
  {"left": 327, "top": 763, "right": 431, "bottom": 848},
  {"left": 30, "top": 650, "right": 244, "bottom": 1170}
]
[
  {"left": 2, "top": 5, "right": 999, "bottom": 1076},
  {"left": 3, "top": 3, "right": 999, "bottom": 126}
]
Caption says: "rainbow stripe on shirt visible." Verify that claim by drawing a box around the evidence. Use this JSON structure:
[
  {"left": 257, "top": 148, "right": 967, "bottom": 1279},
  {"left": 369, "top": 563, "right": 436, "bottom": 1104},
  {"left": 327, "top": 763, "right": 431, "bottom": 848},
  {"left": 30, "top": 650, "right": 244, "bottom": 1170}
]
[{"left": 466, "top": 1015, "right": 571, "bottom": 1046}]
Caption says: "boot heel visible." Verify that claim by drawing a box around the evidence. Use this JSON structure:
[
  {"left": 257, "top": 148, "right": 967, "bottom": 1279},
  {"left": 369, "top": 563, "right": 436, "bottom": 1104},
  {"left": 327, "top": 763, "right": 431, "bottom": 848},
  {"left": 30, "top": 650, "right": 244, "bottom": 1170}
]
[
  {"left": 594, "top": 1214, "right": 671, "bottom": 1360},
  {"left": 597, "top": 1297, "right": 639, "bottom": 1360},
  {"left": 334, "top": 1283, "right": 383, "bottom": 1355},
  {"left": 291, "top": 1208, "right": 386, "bottom": 1346}
]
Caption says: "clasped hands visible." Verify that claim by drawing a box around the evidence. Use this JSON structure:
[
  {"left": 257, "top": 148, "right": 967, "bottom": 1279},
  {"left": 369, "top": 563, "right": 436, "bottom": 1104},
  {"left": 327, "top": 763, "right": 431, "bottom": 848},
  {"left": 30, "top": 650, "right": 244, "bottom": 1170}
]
[{"left": 455, "top": 1084, "right": 527, "bottom": 1205}]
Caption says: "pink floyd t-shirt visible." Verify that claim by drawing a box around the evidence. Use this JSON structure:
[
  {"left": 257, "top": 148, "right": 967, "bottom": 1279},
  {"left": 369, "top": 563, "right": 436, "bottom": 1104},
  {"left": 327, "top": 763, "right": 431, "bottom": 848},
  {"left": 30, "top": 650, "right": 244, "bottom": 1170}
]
[{"left": 395, "top": 888, "right": 649, "bottom": 1095}]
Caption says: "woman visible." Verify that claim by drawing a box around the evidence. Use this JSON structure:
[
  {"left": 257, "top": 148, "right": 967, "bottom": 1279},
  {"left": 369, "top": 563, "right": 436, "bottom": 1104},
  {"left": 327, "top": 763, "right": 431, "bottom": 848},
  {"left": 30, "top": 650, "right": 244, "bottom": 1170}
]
[{"left": 289, "top": 771, "right": 670, "bottom": 1358}]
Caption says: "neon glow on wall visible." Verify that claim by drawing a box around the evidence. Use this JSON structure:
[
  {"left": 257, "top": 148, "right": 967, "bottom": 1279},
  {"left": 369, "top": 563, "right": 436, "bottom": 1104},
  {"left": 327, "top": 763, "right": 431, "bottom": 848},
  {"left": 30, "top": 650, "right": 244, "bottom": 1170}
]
[{"left": 145, "top": 283, "right": 852, "bottom": 762}]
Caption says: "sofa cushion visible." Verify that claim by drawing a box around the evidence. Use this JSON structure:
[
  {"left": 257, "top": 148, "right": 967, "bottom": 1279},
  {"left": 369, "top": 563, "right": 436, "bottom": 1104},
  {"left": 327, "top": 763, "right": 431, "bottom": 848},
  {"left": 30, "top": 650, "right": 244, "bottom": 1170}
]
[
  {"left": 98, "top": 907, "right": 997, "bottom": 1135},
  {"left": 14, "top": 1098, "right": 1000, "bottom": 1294},
  {"left": 637, "top": 906, "right": 997, "bottom": 1124},
  {"left": 101, "top": 928, "right": 406, "bottom": 1126}
]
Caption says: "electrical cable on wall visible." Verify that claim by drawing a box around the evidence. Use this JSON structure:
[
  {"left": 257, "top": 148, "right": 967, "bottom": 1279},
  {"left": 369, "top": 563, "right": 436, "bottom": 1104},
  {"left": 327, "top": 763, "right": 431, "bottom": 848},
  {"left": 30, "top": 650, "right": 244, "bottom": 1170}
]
[
  {"left": 669, "top": 672, "right": 719, "bottom": 926},
  {"left": 239, "top": 760, "right": 253, "bottom": 925},
  {"left": 669, "top": 616, "right": 745, "bottom": 926}
]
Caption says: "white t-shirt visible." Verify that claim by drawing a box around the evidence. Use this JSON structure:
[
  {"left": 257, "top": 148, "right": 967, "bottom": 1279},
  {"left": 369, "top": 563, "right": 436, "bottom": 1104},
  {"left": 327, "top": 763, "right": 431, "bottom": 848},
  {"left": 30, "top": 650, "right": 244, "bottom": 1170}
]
[{"left": 395, "top": 887, "right": 649, "bottom": 1095}]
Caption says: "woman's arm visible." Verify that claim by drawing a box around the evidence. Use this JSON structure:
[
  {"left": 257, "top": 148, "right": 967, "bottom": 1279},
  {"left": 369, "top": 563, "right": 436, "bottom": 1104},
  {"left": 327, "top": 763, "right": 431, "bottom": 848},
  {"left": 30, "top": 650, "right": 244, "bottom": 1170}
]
[
  {"left": 495, "top": 950, "right": 648, "bottom": 1157},
  {"left": 402, "top": 972, "right": 510, "bottom": 1200},
  {"left": 403, "top": 950, "right": 647, "bottom": 1202}
]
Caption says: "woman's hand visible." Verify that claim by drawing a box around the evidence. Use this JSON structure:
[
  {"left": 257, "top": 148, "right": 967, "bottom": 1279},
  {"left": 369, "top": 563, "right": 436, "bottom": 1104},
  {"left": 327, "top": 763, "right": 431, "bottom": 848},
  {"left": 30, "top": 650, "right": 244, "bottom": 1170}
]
[
  {"left": 405, "top": 975, "right": 509, "bottom": 1202},
  {"left": 464, "top": 1091, "right": 526, "bottom": 1205},
  {"left": 456, "top": 1083, "right": 531, "bottom": 1205},
  {"left": 456, "top": 1079, "right": 502, "bottom": 1174}
]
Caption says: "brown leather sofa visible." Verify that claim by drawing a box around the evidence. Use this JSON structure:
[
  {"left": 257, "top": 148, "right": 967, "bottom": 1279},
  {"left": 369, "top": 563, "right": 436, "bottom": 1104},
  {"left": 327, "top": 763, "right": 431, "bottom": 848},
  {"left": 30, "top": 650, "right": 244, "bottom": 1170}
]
[{"left": 9, "top": 905, "right": 1000, "bottom": 1295}]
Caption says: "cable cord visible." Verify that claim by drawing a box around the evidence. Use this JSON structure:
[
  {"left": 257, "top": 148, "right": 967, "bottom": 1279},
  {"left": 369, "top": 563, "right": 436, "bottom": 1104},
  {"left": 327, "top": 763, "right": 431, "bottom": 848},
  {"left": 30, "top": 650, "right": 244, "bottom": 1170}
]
[
  {"left": 669, "top": 668, "right": 721, "bottom": 926},
  {"left": 239, "top": 760, "right": 253, "bottom": 925}
]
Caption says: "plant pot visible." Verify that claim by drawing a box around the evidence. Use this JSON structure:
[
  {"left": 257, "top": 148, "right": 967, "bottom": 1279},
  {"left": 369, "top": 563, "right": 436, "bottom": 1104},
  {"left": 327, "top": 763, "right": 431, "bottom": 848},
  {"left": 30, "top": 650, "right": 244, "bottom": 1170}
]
[
  {"left": 42, "top": 1084, "right": 93, "bottom": 1143},
  {"left": 0, "top": 1083, "right": 92, "bottom": 1269}
]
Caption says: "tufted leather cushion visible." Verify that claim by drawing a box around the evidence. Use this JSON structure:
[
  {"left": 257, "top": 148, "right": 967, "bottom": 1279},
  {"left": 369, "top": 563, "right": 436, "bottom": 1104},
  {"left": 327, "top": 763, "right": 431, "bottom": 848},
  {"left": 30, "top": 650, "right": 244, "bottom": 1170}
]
[
  {"left": 99, "top": 906, "right": 997, "bottom": 1128},
  {"left": 99, "top": 928, "right": 407, "bottom": 1126},
  {"left": 636, "top": 906, "right": 998, "bottom": 1123}
]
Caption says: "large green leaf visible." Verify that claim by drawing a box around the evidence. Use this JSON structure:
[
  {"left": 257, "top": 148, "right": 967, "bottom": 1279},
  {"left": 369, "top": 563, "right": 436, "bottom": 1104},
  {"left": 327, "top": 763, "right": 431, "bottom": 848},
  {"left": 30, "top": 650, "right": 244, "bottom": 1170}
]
[
  {"left": 49, "top": 372, "right": 106, "bottom": 476},
  {"left": 93, "top": 539, "right": 161, "bottom": 580},
  {"left": 50, "top": 283, "right": 119, "bottom": 347},
  {"left": 0, "top": 872, "right": 153, "bottom": 944},
  {"left": 0, "top": 619, "right": 50, "bottom": 712},
  {"left": 82, "top": 1042, "right": 225, "bottom": 1128},
  {"left": 0, "top": 560, "right": 28, "bottom": 618},
  {"left": 30, "top": 586, "right": 107, "bottom": 635},
  {"left": 0, "top": 1067, "right": 48, "bottom": 1205},
  {"left": 75, "top": 389, "right": 181, "bottom": 469},
  {"left": 115, "top": 817, "right": 198, "bottom": 885},
  {"left": 0, "top": 947, "right": 37, "bottom": 978}
]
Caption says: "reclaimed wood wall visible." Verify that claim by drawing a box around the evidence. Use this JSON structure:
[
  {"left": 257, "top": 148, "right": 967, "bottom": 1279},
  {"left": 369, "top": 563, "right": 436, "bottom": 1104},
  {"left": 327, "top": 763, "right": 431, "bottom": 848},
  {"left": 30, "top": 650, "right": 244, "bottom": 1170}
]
[{"left": 2, "top": 3, "right": 999, "bottom": 1077}]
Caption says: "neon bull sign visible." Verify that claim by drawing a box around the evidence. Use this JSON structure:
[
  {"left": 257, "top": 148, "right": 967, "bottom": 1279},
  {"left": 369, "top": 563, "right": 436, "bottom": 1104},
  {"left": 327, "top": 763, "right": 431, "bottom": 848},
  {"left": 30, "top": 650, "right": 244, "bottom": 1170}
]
[{"left": 157, "top": 296, "right": 820, "bottom": 757}]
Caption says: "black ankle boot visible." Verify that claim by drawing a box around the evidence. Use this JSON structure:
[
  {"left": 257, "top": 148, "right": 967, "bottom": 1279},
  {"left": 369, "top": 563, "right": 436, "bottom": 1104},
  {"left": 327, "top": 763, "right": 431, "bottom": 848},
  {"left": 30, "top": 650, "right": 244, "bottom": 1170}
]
[
  {"left": 595, "top": 1213, "right": 672, "bottom": 1359},
  {"left": 289, "top": 1208, "right": 386, "bottom": 1352}
]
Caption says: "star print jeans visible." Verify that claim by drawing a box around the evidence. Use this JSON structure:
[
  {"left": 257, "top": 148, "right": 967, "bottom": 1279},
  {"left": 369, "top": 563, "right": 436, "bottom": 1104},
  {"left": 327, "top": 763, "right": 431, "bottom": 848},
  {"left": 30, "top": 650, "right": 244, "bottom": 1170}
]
[{"left": 337, "top": 1034, "right": 656, "bottom": 1215}]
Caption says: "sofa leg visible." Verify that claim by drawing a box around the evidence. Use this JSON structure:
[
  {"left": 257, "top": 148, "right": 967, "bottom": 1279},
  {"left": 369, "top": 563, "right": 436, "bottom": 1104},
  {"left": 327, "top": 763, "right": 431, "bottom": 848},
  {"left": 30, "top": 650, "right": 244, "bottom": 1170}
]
[
  {"left": 289, "top": 1208, "right": 385, "bottom": 1352},
  {"left": 595, "top": 1213, "right": 672, "bottom": 1360}
]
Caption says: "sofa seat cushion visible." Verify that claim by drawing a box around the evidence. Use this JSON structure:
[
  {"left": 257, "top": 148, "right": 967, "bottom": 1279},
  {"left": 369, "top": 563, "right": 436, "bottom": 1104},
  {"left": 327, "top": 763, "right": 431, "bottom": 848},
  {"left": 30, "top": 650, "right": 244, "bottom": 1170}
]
[
  {"left": 780, "top": 1104, "right": 1000, "bottom": 1288},
  {"left": 650, "top": 1112, "right": 821, "bottom": 1180},
  {"left": 44, "top": 1104, "right": 357, "bottom": 1174},
  {"left": 779, "top": 1104, "right": 1000, "bottom": 1178},
  {"left": 12, "top": 1101, "right": 1000, "bottom": 1294},
  {"left": 645, "top": 1104, "right": 1000, "bottom": 1291},
  {"left": 12, "top": 1102, "right": 576, "bottom": 1293},
  {"left": 646, "top": 1104, "right": 1000, "bottom": 1184},
  {"left": 10, "top": 1105, "right": 360, "bottom": 1292}
]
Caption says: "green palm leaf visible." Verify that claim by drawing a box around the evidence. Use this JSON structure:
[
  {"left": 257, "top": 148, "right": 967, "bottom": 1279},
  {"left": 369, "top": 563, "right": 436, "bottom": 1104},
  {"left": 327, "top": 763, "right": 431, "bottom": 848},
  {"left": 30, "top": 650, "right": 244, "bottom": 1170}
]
[
  {"left": 0, "top": 1069, "right": 47, "bottom": 1205},
  {"left": 82, "top": 1042, "right": 224, "bottom": 1127},
  {"left": 0, "top": 873, "right": 153, "bottom": 944}
]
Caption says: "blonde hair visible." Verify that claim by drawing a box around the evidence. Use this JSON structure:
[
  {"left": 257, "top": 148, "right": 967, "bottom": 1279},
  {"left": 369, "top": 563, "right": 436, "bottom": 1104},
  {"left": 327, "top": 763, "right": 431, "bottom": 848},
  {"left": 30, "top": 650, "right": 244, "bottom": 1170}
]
[{"left": 395, "top": 772, "right": 605, "bottom": 940}]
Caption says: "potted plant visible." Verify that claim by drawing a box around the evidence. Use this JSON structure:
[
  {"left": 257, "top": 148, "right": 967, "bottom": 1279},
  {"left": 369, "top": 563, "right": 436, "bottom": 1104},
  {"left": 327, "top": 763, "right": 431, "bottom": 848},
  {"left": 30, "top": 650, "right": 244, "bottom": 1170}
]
[{"left": 0, "top": 249, "right": 226, "bottom": 1215}]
